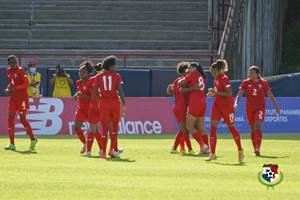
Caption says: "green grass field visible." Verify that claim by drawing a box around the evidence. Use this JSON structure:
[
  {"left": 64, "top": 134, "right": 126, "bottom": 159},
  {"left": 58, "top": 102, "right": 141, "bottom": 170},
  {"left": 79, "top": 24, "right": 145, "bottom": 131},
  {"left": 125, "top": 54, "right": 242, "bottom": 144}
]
[{"left": 0, "top": 134, "right": 299, "bottom": 200}]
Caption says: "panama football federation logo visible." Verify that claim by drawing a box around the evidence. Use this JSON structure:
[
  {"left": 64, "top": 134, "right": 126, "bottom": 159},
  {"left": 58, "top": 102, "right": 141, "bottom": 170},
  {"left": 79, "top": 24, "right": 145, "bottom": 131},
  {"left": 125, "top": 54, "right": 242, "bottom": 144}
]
[{"left": 258, "top": 164, "right": 283, "bottom": 189}]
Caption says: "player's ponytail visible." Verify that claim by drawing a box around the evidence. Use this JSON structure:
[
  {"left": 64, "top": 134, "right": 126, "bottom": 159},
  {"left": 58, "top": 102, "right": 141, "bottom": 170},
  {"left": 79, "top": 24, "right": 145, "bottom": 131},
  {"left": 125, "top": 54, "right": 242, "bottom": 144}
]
[
  {"left": 195, "top": 62, "right": 207, "bottom": 80},
  {"left": 249, "top": 65, "right": 261, "bottom": 79},
  {"left": 79, "top": 59, "right": 94, "bottom": 74}
]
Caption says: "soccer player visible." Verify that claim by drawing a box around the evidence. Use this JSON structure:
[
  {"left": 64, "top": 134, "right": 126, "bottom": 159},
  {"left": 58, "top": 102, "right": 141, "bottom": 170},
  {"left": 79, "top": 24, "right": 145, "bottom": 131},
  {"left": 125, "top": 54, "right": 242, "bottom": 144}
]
[
  {"left": 234, "top": 66, "right": 280, "bottom": 156},
  {"left": 94, "top": 56, "right": 126, "bottom": 158},
  {"left": 206, "top": 59, "right": 244, "bottom": 163},
  {"left": 73, "top": 60, "right": 93, "bottom": 154},
  {"left": 167, "top": 62, "right": 193, "bottom": 154},
  {"left": 179, "top": 62, "right": 210, "bottom": 154},
  {"left": 4, "top": 55, "right": 37, "bottom": 151},
  {"left": 85, "top": 63, "right": 104, "bottom": 157}
]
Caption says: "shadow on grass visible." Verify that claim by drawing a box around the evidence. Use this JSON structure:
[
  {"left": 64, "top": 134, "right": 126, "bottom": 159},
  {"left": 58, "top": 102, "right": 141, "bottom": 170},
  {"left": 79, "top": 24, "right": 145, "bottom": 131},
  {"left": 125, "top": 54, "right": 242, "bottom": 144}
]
[
  {"left": 182, "top": 153, "right": 210, "bottom": 158},
  {"left": 106, "top": 157, "right": 136, "bottom": 163},
  {"left": 257, "top": 155, "right": 289, "bottom": 159},
  {"left": 213, "top": 162, "right": 246, "bottom": 166},
  {"left": 13, "top": 150, "right": 37, "bottom": 154}
]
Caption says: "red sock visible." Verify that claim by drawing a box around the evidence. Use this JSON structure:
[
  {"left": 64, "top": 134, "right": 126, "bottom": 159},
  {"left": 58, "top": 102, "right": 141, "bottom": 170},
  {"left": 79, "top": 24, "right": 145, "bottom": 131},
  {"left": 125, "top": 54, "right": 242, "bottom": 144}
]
[
  {"left": 109, "top": 132, "right": 118, "bottom": 152},
  {"left": 202, "top": 134, "right": 209, "bottom": 146},
  {"left": 193, "top": 131, "right": 205, "bottom": 148},
  {"left": 75, "top": 129, "right": 86, "bottom": 144},
  {"left": 210, "top": 125, "right": 217, "bottom": 154},
  {"left": 8, "top": 114, "right": 15, "bottom": 145},
  {"left": 228, "top": 126, "right": 242, "bottom": 151},
  {"left": 179, "top": 135, "right": 185, "bottom": 151},
  {"left": 86, "top": 132, "right": 95, "bottom": 152},
  {"left": 256, "top": 129, "right": 263, "bottom": 151},
  {"left": 20, "top": 114, "right": 35, "bottom": 141},
  {"left": 173, "top": 130, "right": 183, "bottom": 150},
  {"left": 184, "top": 131, "right": 192, "bottom": 151},
  {"left": 101, "top": 123, "right": 109, "bottom": 154},
  {"left": 250, "top": 130, "right": 256, "bottom": 151},
  {"left": 112, "top": 122, "right": 119, "bottom": 152},
  {"left": 94, "top": 132, "right": 102, "bottom": 150}
]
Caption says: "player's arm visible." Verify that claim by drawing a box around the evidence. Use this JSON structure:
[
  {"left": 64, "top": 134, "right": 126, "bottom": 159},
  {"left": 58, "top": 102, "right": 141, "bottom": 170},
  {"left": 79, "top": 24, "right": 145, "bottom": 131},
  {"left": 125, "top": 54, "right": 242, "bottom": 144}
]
[
  {"left": 208, "top": 86, "right": 232, "bottom": 97},
  {"left": 266, "top": 90, "right": 280, "bottom": 115},
  {"left": 118, "top": 84, "right": 126, "bottom": 116},
  {"left": 234, "top": 89, "right": 244, "bottom": 110},
  {"left": 180, "top": 84, "right": 201, "bottom": 93}
]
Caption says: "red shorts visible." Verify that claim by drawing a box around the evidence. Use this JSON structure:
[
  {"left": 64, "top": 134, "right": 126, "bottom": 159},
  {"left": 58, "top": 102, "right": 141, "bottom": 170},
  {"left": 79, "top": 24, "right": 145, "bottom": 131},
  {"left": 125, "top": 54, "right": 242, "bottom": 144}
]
[
  {"left": 210, "top": 103, "right": 235, "bottom": 124},
  {"left": 187, "top": 101, "right": 206, "bottom": 118},
  {"left": 87, "top": 106, "right": 100, "bottom": 124},
  {"left": 75, "top": 108, "right": 89, "bottom": 122},
  {"left": 173, "top": 107, "right": 186, "bottom": 124},
  {"left": 246, "top": 106, "right": 266, "bottom": 126},
  {"left": 8, "top": 97, "right": 29, "bottom": 114},
  {"left": 100, "top": 99, "right": 121, "bottom": 123}
]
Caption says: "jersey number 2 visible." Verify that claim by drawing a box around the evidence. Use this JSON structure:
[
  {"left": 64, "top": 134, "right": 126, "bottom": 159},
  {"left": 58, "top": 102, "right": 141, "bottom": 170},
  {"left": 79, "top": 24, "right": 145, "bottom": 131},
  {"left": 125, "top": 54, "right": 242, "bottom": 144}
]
[{"left": 102, "top": 76, "right": 112, "bottom": 91}]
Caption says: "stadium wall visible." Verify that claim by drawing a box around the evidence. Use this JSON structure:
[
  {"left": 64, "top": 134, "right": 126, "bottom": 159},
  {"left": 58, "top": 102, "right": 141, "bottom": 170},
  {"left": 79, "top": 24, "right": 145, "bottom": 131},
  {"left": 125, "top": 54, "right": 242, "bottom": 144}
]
[
  {"left": 0, "top": 97, "right": 299, "bottom": 135},
  {"left": 1, "top": 68, "right": 299, "bottom": 97}
]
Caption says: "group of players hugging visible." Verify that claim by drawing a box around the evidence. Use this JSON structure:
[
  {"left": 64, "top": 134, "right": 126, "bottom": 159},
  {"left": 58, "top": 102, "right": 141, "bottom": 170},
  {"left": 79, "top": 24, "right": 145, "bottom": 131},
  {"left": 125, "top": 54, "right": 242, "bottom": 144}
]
[
  {"left": 4, "top": 55, "right": 125, "bottom": 158},
  {"left": 167, "top": 60, "right": 280, "bottom": 163}
]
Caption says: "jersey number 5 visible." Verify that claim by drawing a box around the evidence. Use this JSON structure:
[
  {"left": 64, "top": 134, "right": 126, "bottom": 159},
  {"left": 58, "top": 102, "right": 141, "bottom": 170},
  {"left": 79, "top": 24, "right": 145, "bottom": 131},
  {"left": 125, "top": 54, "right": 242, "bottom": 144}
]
[{"left": 102, "top": 76, "right": 112, "bottom": 91}]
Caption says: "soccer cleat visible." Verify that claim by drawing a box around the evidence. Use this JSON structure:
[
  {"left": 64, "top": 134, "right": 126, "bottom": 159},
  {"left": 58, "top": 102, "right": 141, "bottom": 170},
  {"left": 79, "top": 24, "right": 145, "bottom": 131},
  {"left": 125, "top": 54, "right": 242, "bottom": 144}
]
[
  {"left": 109, "top": 150, "right": 120, "bottom": 158},
  {"left": 84, "top": 151, "right": 91, "bottom": 157},
  {"left": 117, "top": 147, "right": 124, "bottom": 155},
  {"left": 188, "top": 149, "right": 195, "bottom": 155},
  {"left": 199, "top": 144, "right": 210, "bottom": 155},
  {"left": 170, "top": 149, "right": 179, "bottom": 154},
  {"left": 253, "top": 150, "right": 261, "bottom": 157},
  {"left": 205, "top": 153, "right": 217, "bottom": 161},
  {"left": 80, "top": 144, "right": 87, "bottom": 154},
  {"left": 29, "top": 139, "right": 38, "bottom": 151},
  {"left": 4, "top": 144, "right": 16, "bottom": 151},
  {"left": 180, "top": 149, "right": 186, "bottom": 155},
  {"left": 238, "top": 149, "right": 245, "bottom": 164}
]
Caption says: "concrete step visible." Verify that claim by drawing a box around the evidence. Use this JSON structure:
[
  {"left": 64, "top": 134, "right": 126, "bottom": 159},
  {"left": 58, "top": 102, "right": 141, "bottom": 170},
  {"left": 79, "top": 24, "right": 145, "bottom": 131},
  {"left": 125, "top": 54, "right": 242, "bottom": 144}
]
[
  {"left": 32, "top": 11, "right": 208, "bottom": 21},
  {"left": 0, "top": 30, "right": 29, "bottom": 39},
  {"left": 0, "top": 39, "right": 208, "bottom": 50},
  {"left": 31, "top": 30, "right": 208, "bottom": 41},
  {"left": 0, "top": 11, "right": 30, "bottom": 20}
]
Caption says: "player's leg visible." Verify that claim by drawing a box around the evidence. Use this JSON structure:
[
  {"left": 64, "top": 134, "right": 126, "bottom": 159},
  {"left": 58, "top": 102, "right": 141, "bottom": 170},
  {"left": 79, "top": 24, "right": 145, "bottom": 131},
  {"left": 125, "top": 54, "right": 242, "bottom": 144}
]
[
  {"left": 195, "top": 117, "right": 210, "bottom": 154},
  {"left": 101, "top": 121, "right": 109, "bottom": 158},
  {"left": 171, "top": 110, "right": 185, "bottom": 153},
  {"left": 74, "top": 120, "right": 86, "bottom": 154},
  {"left": 205, "top": 119, "right": 219, "bottom": 161},
  {"left": 19, "top": 112, "right": 37, "bottom": 151},
  {"left": 186, "top": 114, "right": 205, "bottom": 151},
  {"left": 246, "top": 107, "right": 256, "bottom": 153},
  {"left": 206, "top": 105, "right": 222, "bottom": 161},
  {"left": 253, "top": 109, "right": 265, "bottom": 155},
  {"left": 85, "top": 122, "right": 97, "bottom": 156},
  {"left": 94, "top": 126, "right": 103, "bottom": 154},
  {"left": 253, "top": 121, "right": 263, "bottom": 156},
  {"left": 5, "top": 112, "right": 16, "bottom": 150}
]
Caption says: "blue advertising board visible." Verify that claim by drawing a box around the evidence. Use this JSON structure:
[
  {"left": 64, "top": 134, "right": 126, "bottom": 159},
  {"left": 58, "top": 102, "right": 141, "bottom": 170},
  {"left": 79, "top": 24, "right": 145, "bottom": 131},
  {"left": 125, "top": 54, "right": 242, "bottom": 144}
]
[{"left": 171, "top": 97, "right": 300, "bottom": 133}]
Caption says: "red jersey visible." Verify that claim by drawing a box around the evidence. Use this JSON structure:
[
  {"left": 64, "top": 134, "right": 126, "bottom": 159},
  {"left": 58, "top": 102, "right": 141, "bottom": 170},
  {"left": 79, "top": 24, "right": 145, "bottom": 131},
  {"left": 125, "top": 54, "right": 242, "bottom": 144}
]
[
  {"left": 173, "top": 76, "right": 188, "bottom": 111},
  {"left": 6, "top": 66, "right": 29, "bottom": 100},
  {"left": 240, "top": 78, "right": 270, "bottom": 108},
  {"left": 76, "top": 79, "right": 92, "bottom": 110},
  {"left": 213, "top": 73, "right": 233, "bottom": 105},
  {"left": 183, "top": 70, "right": 206, "bottom": 103},
  {"left": 89, "top": 75, "right": 99, "bottom": 109},
  {"left": 93, "top": 70, "right": 123, "bottom": 100}
]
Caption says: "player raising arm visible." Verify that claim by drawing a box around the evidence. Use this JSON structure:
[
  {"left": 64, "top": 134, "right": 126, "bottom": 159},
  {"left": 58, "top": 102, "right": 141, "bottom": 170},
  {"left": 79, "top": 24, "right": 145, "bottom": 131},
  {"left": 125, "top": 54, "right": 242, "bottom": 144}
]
[
  {"left": 234, "top": 66, "right": 280, "bottom": 156},
  {"left": 94, "top": 56, "right": 126, "bottom": 158},
  {"left": 4, "top": 55, "right": 37, "bottom": 151},
  {"left": 206, "top": 59, "right": 244, "bottom": 163}
]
